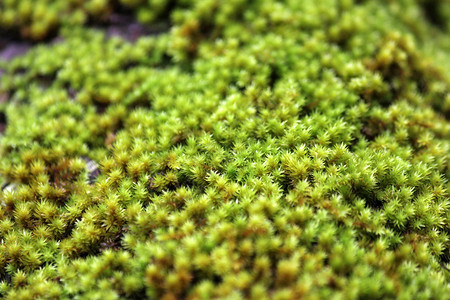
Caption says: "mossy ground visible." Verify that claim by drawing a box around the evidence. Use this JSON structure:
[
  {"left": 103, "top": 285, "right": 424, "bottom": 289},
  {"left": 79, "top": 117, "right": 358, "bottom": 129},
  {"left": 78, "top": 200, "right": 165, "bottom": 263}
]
[{"left": 0, "top": 0, "right": 449, "bottom": 299}]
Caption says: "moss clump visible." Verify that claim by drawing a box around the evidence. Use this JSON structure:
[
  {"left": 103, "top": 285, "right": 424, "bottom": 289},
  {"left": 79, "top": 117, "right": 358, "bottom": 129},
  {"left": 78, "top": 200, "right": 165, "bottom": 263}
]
[{"left": 0, "top": 0, "right": 449, "bottom": 299}]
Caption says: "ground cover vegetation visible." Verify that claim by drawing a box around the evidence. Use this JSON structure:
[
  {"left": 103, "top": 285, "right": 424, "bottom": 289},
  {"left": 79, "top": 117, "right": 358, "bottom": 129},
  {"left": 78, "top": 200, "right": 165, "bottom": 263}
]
[{"left": 0, "top": 0, "right": 449, "bottom": 299}]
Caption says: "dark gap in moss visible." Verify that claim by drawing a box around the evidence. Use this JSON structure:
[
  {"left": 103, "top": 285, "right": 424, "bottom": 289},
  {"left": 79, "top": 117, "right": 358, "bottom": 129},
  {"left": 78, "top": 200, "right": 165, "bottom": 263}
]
[
  {"left": 176, "top": 174, "right": 195, "bottom": 191},
  {"left": 0, "top": 0, "right": 169, "bottom": 43},
  {"left": 171, "top": 133, "right": 188, "bottom": 148},
  {"left": 125, "top": 96, "right": 152, "bottom": 112},
  {"left": 94, "top": 101, "right": 110, "bottom": 114},
  {"left": 378, "top": 76, "right": 402, "bottom": 107},
  {"left": 68, "top": 87, "right": 78, "bottom": 100},
  {"left": 268, "top": 64, "right": 281, "bottom": 90},
  {"left": 416, "top": 75, "right": 429, "bottom": 95},
  {"left": 156, "top": 53, "right": 174, "bottom": 68},
  {"left": 211, "top": 274, "right": 223, "bottom": 285},
  {"left": 304, "top": 98, "right": 320, "bottom": 114},
  {"left": 440, "top": 262, "right": 450, "bottom": 272},
  {"left": 76, "top": 248, "right": 99, "bottom": 260},
  {"left": 360, "top": 117, "right": 385, "bottom": 142},
  {"left": 99, "top": 227, "right": 128, "bottom": 252},
  {"left": 0, "top": 28, "right": 24, "bottom": 44},
  {"left": 0, "top": 111, "right": 7, "bottom": 134},
  {"left": 102, "top": 14, "right": 170, "bottom": 43},
  {"left": 90, "top": 0, "right": 172, "bottom": 43},
  {"left": 156, "top": 0, "right": 178, "bottom": 21},
  {"left": 122, "top": 62, "right": 140, "bottom": 71},
  {"left": 439, "top": 250, "right": 450, "bottom": 270},
  {"left": 11, "top": 67, "right": 28, "bottom": 77},
  {"left": 334, "top": 37, "right": 349, "bottom": 49},
  {"left": 0, "top": 272, "right": 12, "bottom": 285},
  {"left": 422, "top": 1, "right": 447, "bottom": 30},
  {"left": 114, "top": 119, "right": 126, "bottom": 139},
  {"left": 82, "top": 0, "right": 122, "bottom": 29},
  {"left": 353, "top": 186, "right": 383, "bottom": 210},
  {"left": 0, "top": 18, "right": 59, "bottom": 43},
  {"left": 35, "top": 74, "right": 57, "bottom": 91},
  {"left": 360, "top": 126, "right": 377, "bottom": 141},
  {"left": 121, "top": 287, "right": 147, "bottom": 300}
]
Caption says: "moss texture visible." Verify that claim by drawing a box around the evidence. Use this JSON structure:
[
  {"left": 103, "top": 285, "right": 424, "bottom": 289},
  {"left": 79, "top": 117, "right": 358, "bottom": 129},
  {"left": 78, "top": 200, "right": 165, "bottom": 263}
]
[{"left": 0, "top": 0, "right": 449, "bottom": 299}]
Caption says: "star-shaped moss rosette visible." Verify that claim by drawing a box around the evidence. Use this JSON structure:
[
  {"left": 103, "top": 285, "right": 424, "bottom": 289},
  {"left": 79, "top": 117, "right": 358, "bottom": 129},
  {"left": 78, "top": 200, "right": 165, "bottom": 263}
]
[{"left": 0, "top": 0, "right": 449, "bottom": 299}]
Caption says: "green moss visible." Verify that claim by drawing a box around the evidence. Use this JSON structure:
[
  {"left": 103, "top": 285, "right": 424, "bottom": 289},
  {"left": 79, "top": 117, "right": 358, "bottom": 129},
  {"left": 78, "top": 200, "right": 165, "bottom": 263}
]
[{"left": 0, "top": 0, "right": 449, "bottom": 299}]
